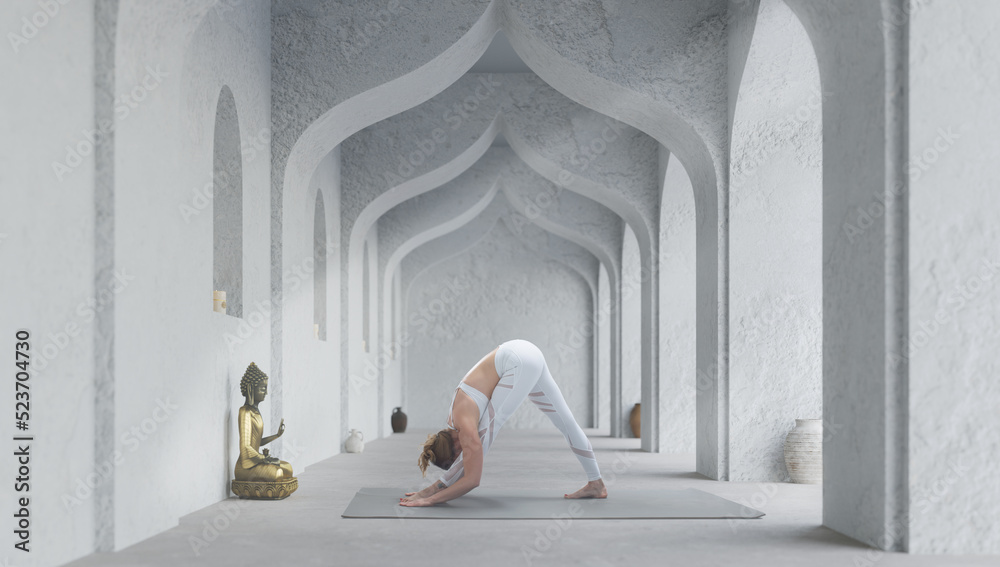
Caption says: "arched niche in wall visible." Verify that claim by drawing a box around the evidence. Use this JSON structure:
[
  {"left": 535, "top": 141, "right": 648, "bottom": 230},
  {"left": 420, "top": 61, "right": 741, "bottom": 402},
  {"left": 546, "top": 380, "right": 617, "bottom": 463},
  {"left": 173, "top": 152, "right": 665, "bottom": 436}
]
[
  {"left": 212, "top": 85, "right": 243, "bottom": 318},
  {"left": 314, "top": 190, "right": 327, "bottom": 341}
]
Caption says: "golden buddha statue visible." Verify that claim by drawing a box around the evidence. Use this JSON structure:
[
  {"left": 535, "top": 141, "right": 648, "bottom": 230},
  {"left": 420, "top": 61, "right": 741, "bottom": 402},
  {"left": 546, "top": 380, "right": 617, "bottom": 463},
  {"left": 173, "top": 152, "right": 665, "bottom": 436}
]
[{"left": 230, "top": 362, "right": 298, "bottom": 499}]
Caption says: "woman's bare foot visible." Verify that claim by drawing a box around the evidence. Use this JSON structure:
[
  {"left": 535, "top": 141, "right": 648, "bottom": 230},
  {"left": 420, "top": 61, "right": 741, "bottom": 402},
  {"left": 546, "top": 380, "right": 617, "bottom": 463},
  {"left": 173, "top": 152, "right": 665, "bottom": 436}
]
[{"left": 564, "top": 478, "right": 607, "bottom": 499}]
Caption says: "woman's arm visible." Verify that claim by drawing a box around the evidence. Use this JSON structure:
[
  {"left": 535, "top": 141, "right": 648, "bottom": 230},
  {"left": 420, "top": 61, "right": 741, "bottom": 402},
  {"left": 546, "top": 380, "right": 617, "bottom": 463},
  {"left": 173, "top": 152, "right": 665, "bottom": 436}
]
[
  {"left": 406, "top": 480, "right": 449, "bottom": 499},
  {"left": 427, "top": 436, "right": 483, "bottom": 505},
  {"left": 402, "top": 445, "right": 469, "bottom": 500},
  {"left": 402, "top": 425, "right": 483, "bottom": 506}
]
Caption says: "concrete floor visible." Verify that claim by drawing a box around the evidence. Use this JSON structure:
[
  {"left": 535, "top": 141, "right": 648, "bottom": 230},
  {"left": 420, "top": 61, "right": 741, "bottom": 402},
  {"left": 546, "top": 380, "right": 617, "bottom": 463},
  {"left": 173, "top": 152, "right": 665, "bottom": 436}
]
[{"left": 67, "top": 428, "right": 995, "bottom": 567}]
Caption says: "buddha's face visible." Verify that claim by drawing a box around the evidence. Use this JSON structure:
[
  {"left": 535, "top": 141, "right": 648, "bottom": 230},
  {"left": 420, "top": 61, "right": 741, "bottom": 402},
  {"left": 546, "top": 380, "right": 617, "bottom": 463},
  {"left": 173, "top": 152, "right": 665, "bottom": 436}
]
[{"left": 254, "top": 380, "right": 268, "bottom": 403}]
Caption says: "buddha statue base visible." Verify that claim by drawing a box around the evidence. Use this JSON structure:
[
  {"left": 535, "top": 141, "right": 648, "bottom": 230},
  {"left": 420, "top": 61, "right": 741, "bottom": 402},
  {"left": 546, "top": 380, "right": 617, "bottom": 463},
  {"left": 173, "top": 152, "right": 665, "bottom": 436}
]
[{"left": 231, "top": 477, "right": 298, "bottom": 500}]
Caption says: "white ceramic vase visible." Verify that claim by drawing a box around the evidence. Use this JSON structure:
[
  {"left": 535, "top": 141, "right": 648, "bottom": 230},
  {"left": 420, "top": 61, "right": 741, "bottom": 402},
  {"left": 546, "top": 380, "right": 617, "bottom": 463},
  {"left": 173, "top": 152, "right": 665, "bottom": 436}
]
[
  {"left": 345, "top": 429, "right": 365, "bottom": 453},
  {"left": 783, "top": 418, "right": 822, "bottom": 484}
]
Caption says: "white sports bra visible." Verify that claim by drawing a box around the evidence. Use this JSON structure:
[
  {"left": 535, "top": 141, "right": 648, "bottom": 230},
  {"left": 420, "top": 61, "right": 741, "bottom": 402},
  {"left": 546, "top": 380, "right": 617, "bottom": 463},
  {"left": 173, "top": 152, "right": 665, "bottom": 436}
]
[{"left": 446, "top": 381, "right": 489, "bottom": 430}]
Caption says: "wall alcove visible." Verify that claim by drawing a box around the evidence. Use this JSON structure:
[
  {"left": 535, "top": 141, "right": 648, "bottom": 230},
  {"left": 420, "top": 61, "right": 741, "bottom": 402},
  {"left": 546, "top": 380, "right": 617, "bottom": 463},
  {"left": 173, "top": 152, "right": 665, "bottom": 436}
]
[{"left": 212, "top": 85, "right": 243, "bottom": 318}]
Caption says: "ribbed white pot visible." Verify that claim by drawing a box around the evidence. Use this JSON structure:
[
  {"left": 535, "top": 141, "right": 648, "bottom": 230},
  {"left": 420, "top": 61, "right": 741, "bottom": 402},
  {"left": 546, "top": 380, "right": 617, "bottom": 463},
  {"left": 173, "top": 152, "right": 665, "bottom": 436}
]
[{"left": 784, "top": 419, "right": 822, "bottom": 484}]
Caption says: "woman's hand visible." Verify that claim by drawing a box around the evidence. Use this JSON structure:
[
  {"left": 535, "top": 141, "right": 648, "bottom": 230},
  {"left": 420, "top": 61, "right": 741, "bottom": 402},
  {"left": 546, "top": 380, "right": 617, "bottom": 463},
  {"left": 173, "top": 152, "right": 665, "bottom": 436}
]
[
  {"left": 403, "top": 481, "right": 444, "bottom": 499},
  {"left": 398, "top": 496, "right": 434, "bottom": 507},
  {"left": 401, "top": 488, "right": 431, "bottom": 499}
]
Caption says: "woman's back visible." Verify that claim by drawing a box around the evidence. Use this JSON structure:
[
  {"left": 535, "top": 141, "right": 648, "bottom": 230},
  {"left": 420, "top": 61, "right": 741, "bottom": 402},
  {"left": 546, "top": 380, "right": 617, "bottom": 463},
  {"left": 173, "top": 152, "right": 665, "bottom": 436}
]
[{"left": 446, "top": 345, "right": 501, "bottom": 430}]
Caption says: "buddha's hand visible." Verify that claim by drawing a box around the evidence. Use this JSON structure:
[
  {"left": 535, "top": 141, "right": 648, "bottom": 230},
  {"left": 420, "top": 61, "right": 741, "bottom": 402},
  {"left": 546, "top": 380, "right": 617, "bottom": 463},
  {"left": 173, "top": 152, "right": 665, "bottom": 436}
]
[{"left": 275, "top": 418, "right": 285, "bottom": 437}]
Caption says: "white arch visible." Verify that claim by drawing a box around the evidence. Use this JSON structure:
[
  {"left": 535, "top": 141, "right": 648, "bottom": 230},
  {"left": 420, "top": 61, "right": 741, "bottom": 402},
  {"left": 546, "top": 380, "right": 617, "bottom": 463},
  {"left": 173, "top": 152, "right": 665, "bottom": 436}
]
[
  {"left": 271, "top": 4, "right": 721, "bottom": 448},
  {"left": 347, "top": 118, "right": 637, "bottom": 439},
  {"left": 375, "top": 163, "right": 623, "bottom": 437}
]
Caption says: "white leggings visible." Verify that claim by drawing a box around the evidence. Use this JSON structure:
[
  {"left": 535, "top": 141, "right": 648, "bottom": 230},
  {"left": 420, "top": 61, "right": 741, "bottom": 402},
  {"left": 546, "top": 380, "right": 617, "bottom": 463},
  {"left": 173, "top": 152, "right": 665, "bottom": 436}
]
[{"left": 438, "top": 339, "right": 602, "bottom": 486}]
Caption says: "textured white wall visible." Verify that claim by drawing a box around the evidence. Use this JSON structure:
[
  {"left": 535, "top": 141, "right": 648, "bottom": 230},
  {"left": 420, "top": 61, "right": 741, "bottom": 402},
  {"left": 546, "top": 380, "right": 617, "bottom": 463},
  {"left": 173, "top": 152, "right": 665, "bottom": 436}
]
[
  {"left": 909, "top": 0, "right": 1000, "bottom": 554},
  {"left": 283, "top": 148, "right": 342, "bottom": 471},
  {"left": 406, "top": 222, "right": 593, "bottom": 433},
  {"left": 113, "top": 0, "right": 272, "bottom": 550},
  {"left": 658, "top": 156, "right": 697, "bottom": 453},
  {"left": 781, "top": 0, "right": 906, "bottom": 548},
  {"left": 621, "top": 225, "right": 642, "bottom": 436},
  {"left": 598, "top": 265, "right": 611, "bottom": 431},
  {"left": 0, "top": 1, "right": 97, "bottom": 564},
  {"left": 728, "top": 0, "right": 822, "bottom": 482},
  {"left": 346, "top": 232, "right": 380, "bottom": 441}
]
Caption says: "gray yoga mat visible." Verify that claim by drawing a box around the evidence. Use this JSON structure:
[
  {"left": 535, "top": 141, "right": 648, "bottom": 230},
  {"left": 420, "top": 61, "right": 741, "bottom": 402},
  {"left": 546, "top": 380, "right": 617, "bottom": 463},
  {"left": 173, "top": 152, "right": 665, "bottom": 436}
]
[{"left": 342, "top": 487, "right": 764, "bottom": 520}]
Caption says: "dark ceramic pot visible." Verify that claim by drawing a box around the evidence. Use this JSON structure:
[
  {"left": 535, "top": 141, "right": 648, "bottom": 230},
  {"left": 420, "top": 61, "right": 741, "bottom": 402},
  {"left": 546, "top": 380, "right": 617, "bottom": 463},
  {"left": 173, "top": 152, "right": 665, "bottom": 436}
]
[{"left": 391, "top": 406, "right": 408, "bottom": 433}]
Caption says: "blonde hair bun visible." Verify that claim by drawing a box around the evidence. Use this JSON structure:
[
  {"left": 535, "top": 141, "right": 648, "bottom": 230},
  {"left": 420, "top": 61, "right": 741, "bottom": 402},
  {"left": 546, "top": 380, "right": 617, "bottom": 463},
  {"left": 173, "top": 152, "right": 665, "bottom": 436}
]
[{"left": 417, "top": 429, "right": 455, "bottom": 477}]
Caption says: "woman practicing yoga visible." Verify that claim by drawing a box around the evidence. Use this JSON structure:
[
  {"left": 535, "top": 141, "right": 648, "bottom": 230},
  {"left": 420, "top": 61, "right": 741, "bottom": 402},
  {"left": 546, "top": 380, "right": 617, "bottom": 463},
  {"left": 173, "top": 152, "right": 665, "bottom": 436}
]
[{"left": 399, "top": 339, "right": 606, "bottom": 507}]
